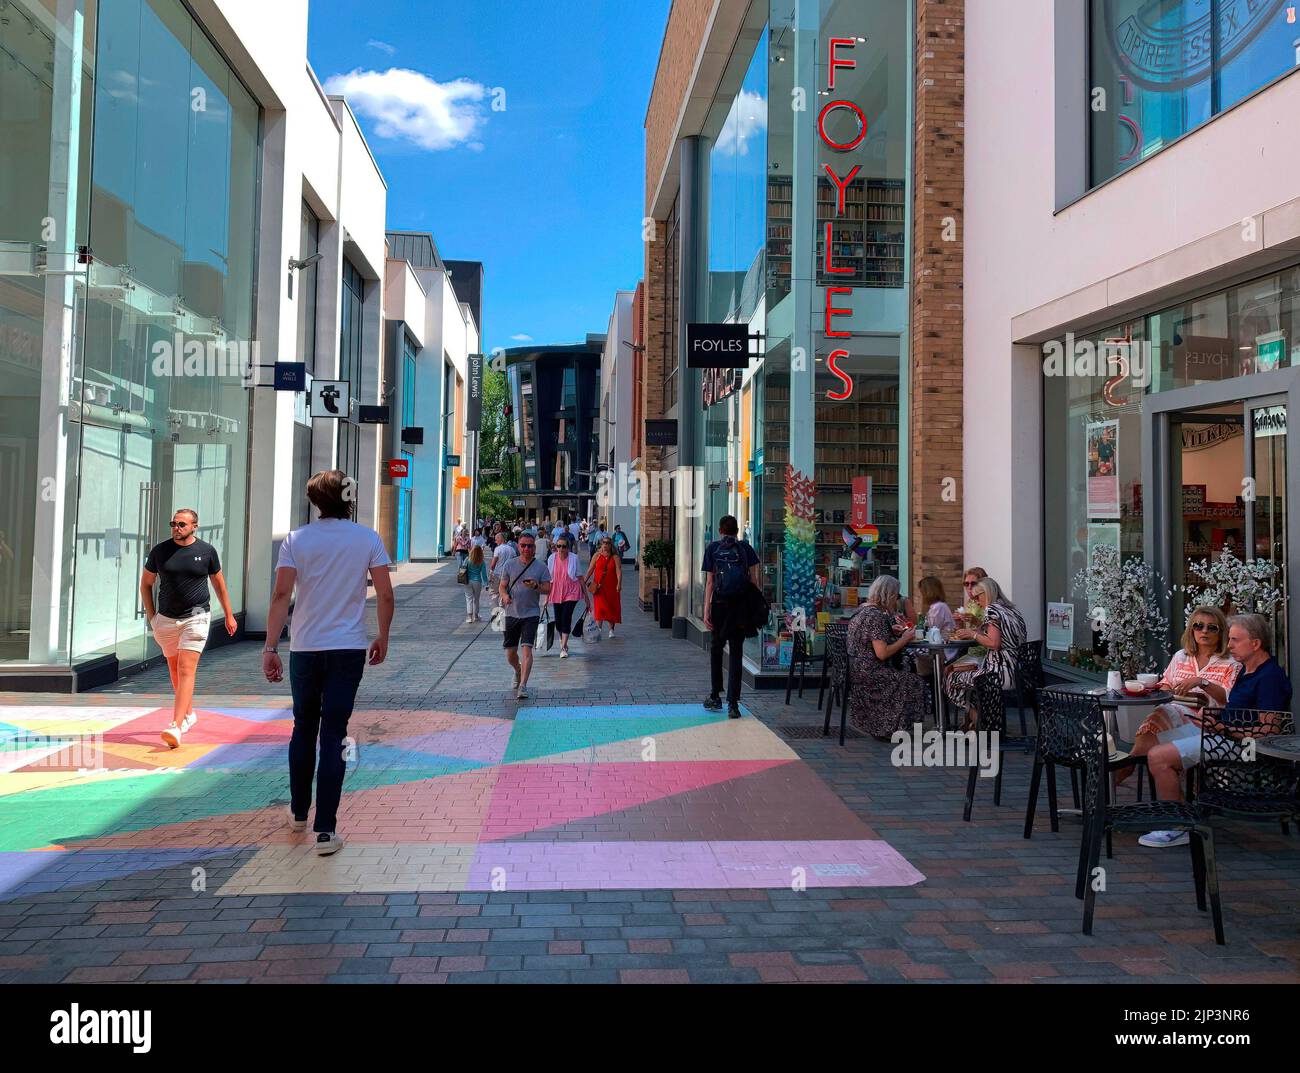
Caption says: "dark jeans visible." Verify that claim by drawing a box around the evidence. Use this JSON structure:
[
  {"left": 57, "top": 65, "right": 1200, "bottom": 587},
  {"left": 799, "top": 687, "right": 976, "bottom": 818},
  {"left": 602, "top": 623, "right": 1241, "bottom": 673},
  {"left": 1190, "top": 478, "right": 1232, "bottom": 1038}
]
[
  {"left": 552, "top": 599, "right": 577, "bottom": 636},
  {"left": 710, "top": 628, "right": 745, "bottom": 706},
  {"left": 289, "top": 649, "right": 366, "bottom": 833}
]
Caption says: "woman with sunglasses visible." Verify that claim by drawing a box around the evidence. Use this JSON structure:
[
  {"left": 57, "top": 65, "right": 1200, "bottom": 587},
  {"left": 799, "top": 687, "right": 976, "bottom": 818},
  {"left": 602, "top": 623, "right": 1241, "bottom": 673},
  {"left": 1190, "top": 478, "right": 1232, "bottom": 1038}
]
[
  {"left": 585, "top": 536, "right": 623, "bottom": 640},
  {"left": 952, "top": 566, "right": 988, "bottom": 628},
  {"left": 1116, "top": 604, "right": 1239, "bottom": 785},
  {"left": 546, "top": 536, "right": 583, "bottom": 657}
]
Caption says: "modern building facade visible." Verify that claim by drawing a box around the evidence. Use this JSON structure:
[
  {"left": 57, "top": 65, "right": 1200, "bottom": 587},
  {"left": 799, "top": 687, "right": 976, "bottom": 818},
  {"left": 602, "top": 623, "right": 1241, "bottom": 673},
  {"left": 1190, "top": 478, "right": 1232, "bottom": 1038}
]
[
  {"left": 382, "top": 232, "right": 481, "bottom": 561},
  {"left": 0, "top": 0, "right": 480, "bottom": 690},
  {"left": 966, "top": 0, "right": 1300, "bottom": 683},
  {"left": 599, "top": 290, "right": 640, "bottom": 552},
  {"left": 640, "top": 0, "right": 962, "bottom": 679},
  {"left": 502, "top": 340, "right": 604, "bottom": 522}
]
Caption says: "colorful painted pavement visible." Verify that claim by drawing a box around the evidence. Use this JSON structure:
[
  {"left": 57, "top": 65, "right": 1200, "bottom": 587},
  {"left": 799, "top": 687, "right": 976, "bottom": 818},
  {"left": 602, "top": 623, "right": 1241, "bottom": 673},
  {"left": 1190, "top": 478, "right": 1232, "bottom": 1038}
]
[{"left": 0, "top": 701, "right": 924, "bottom": 897}]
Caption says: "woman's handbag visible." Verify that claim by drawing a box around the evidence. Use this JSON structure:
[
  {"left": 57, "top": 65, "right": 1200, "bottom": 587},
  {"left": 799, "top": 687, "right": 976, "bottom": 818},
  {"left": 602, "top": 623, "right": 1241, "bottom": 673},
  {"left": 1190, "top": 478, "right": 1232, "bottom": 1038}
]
[{"left": 457, "top": 566, "right": 469, "bottom": 585}]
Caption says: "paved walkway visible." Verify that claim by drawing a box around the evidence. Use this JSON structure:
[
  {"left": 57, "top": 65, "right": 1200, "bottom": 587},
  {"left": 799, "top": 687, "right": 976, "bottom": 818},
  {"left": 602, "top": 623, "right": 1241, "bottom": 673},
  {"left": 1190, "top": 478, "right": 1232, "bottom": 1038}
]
[{"left": 0, "top": 561, "right": 1297, "bottom": 983}]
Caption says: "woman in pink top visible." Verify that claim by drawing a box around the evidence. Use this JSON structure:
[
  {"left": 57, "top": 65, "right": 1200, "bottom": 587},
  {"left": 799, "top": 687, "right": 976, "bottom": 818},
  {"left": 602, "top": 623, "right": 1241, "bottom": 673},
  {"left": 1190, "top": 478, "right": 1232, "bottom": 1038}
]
[
  {"left": 546, "top": 534, "right": 583, "bottom": 658},
  {"left": 1116, "top": 604, "right": 1240, "bottom": 785}
]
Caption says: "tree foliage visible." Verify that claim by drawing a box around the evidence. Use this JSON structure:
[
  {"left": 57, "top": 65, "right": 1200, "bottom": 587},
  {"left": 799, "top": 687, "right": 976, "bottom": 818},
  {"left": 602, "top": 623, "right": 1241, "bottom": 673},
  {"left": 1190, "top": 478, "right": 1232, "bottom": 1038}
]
[{"left": 476, "top": 366, "right": 515, "bottom": 518}]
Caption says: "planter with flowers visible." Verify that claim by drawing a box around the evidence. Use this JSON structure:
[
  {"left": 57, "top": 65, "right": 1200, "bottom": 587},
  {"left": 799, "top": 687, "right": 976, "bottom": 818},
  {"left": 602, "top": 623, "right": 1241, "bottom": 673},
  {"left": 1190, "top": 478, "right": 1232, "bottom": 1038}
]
[
  {"left": 1072, "top": 544, "right": 1169, "bottom": 678},
  {"left": 1178, "top": 544, "right": 1285, "bottom": 623}
]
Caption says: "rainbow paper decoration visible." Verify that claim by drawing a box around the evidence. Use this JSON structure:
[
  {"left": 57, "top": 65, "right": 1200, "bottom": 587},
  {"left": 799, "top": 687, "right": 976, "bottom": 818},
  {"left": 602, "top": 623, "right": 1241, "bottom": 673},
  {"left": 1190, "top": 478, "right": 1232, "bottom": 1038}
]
[{"left": 782, "top": 464, "right": 818, "bottom": 630}]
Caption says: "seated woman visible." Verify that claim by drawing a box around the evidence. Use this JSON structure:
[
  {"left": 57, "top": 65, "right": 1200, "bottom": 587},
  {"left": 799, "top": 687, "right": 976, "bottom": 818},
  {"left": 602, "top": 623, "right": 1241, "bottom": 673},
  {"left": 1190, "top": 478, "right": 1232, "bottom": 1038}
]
[
  {"left": 913, "top": 575, "right": 958, "bottom": 678},
  {"left": 1139, "top": 613, "right": 1293, "bottom": 848},
  {"left": 846, "top": 575, "right": 928, "bottom": 740},
  {"left": 944, "top": 577, "right": 1027, "bottom": 728},
  {"left": 953, "top": 566, "right": 988, "bottom": 628},
  {"left": 1115, "top": 605, "right": 1238, "bottom": 785}
]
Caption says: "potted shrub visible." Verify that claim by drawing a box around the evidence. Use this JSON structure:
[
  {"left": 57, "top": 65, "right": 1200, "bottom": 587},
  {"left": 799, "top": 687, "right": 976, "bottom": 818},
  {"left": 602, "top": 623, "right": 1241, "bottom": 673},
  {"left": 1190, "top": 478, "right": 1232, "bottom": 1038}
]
[
  {"left": 1179, "top": 543, "right": 1285, "bottom": 622},
  {"left": 642, "top": 538, "right": 675, "bottom": 628}
]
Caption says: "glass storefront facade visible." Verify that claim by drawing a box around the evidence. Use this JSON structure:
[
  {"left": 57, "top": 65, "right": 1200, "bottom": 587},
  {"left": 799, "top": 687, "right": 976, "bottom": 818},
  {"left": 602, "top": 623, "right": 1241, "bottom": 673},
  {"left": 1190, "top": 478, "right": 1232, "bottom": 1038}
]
[
  {"left": 1044, "top": 265, "right": 1300, "bottom": 677},
  {"left": 0, "top": 0, "right": 258, "bottom": 675},
  {"left": 684, "top": 0, "right": 912, "bottom": 673},
  {"left": 1089, "top": 0, "right": 1300, "bottom": 187}
]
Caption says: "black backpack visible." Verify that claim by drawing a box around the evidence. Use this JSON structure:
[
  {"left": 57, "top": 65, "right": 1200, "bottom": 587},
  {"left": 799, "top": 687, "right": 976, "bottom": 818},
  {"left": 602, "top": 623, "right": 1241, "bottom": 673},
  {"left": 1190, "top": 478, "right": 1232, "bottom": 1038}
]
[{"left": 712, "top": 538, "right": 749, "bottom": 598}]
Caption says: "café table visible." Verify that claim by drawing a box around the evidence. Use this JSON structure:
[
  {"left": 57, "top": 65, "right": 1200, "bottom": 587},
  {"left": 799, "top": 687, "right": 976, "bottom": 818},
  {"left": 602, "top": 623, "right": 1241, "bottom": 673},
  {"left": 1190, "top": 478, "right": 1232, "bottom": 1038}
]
[
  {"left": 1254, "top": 734, "right": 1300, "bottom": 762},
  {"left": 1040, "top": 682, "right": 1174, "bottom": 805},
  {"left": 903, "top": 638, "right": 977, "bottom": 733}
]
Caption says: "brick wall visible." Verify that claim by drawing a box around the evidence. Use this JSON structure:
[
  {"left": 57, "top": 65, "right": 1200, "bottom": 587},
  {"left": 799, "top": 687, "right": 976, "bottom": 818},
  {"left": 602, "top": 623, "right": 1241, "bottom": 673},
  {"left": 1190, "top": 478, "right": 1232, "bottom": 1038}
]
[
  {"left": 909, "top": 0, "right": 966, "bottom": 597},
  {"left": 639, "top": 222, "right": 671, "bottom": 609},
  {"left": 644, "top": 0, "right": 715, "bottom": 214}
]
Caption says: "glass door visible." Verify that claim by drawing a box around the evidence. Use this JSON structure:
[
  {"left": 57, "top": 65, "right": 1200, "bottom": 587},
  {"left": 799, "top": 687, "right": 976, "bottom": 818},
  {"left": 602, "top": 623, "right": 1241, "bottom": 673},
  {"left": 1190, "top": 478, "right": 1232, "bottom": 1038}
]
[
  {"left": 1249, "top": 400, "right": 1287, "bottom": 667},
  {"left": 1163, "top": 396, "right": 1288, "bottom": 670}
]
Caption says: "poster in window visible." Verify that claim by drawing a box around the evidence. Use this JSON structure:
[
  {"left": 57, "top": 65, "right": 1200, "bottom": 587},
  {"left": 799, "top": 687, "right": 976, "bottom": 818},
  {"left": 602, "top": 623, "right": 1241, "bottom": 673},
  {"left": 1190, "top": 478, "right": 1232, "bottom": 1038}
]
[
  {"left": 1046, "top": 602, "right": 1074, "bottom": 653},
  {"left": 1086, "top": 419, "right": 1120, "bottom": 518},
  {"left": 1086, "top": 522, "right": 1121, "bottom": 568}
]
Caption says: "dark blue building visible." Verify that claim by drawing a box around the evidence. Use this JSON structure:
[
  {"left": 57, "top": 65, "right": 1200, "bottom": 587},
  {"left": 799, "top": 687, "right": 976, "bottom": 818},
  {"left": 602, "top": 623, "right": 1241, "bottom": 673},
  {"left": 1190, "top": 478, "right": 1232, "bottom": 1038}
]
[{"left": 503, "top": 339, "right": 604, "bottom": 520}]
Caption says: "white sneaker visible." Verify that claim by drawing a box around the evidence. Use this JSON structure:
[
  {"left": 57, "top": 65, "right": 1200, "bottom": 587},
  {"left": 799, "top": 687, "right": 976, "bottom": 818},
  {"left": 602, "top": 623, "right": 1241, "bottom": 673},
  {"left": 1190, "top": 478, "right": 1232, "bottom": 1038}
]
[
  {"left": 286, "top": 806, "right": 307, "bottom": 832},
  {"left": 1138, "top": 830, "right": 1189, "bottom": 848},
  {"left": 560, "top": 649, "right": 569, "bottom": 659},
  {"left": 314, "top": 832, "right": 343, "bottom": 856},
  {"left": 160, "top": 713, "right": 195, "bottom": 749},
  {"left": 516, "top": 685, "right": 529, "bottom": 699}
]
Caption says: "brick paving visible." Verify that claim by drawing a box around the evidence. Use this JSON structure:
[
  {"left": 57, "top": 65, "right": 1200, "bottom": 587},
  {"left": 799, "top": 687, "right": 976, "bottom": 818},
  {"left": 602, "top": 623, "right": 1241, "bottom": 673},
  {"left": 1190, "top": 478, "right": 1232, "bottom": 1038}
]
[{"left": 0, "top": 560, "right": 1298, "bottom": 984}]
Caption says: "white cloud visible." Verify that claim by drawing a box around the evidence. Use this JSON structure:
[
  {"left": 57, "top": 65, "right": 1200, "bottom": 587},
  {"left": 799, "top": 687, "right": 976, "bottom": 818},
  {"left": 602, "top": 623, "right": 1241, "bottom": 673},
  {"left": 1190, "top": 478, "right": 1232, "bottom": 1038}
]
[
  {"left": 322, "top": 68, "right": 488, "bottom": 151},
  {"left": 367, "top": 40, "right": 397, "bottom": 56},
  {"left": 511, "top": 334, "right": 533, "bottom": 342},
  {"left": 714, "top": 90, "right": 767, "bottom": 157}
]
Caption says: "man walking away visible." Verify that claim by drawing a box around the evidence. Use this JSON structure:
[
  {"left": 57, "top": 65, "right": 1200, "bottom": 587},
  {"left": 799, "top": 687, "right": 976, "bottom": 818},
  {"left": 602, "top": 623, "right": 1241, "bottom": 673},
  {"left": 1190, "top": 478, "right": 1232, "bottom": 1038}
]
[
  {"left": 499, "top": 531, "right": 550, "bottom": 699},
  {"left": 141, "top": 508, "right": 237, "bottom": 748},
  {"left": 702, "top": 514, "right": 761, "bottom": 719},
  {"left": 263, "top": 470, "right": 394, "bottom": 856}
]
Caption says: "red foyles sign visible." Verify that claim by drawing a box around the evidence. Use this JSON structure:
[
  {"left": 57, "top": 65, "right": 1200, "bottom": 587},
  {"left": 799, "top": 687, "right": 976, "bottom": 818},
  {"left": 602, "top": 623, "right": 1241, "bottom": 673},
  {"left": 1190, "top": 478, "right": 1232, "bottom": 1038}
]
[
  {"left": 820, "top": 36, "right": 866, "bottom": 402},
  {"left": 387, "top": 459, "right": 409, "bottom": 479},
  {"left": 851, "top": 476, "right": 870, "bottom": 530}
]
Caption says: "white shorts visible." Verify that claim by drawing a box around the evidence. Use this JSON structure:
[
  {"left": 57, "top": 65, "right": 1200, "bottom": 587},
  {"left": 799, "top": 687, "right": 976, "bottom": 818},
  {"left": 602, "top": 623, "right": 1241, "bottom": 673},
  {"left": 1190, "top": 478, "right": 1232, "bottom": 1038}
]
[
  {"left": 1157, "top": 722, "right": 1229, "bottom": 768},
  {"left": 151, "top": 611, "right": 211, "bottom": 657}
]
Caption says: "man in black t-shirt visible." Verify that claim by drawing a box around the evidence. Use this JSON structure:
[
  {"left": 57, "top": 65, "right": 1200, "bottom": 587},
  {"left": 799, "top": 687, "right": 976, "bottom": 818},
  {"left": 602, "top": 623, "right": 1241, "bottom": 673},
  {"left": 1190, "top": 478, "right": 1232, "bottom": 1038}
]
[
  {"left": 702, "top": 515, "right": 761, "bottom": 719},
  {"left": 140, "top": 508, "right": 236, "bottom": 748}
]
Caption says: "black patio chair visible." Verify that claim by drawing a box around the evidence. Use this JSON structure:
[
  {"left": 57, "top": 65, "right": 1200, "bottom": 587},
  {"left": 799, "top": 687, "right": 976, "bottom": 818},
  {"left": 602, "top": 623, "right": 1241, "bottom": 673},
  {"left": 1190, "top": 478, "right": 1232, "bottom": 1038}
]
[
  {"left": 785, "top": 629, "right": 825, "bottom": 705},
  {"left": 1076, "top": 690, "right": 1224, "bottom": 944},
  {"left": 962, "top": 671, "right": 1011, "bottom": 822},
  {"left": 1026, "top": 687, "right": 1152, "bottom": 844},
  {"left": 1004, "top": 640, "right": 1043, "bottom": 742},
  {"left": 1191, "top": 708, "right": 1299, "bottom": 837},
  {"left": 821, "top": 621, "right": 851, "bottom": 746}
]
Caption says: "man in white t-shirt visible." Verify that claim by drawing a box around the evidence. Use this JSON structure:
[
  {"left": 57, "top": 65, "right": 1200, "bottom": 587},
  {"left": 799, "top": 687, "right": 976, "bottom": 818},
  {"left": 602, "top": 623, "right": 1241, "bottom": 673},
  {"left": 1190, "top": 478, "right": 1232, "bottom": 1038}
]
[{"left": 263, "top": 470, "right": 394, "bottom": 857}]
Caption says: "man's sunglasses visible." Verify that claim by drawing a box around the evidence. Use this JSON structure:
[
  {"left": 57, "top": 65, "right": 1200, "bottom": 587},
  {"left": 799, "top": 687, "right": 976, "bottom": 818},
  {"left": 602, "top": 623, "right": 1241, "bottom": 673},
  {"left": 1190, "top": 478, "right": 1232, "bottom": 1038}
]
[
  {"left": 519, "top": 542, "right": 535, "bottom": 549},
  {"left": 170, "top": 520, "right": 191, "bottom": 528},
  {"left": 1192, "top": 622, "right": 1220, "bottom": 633}
]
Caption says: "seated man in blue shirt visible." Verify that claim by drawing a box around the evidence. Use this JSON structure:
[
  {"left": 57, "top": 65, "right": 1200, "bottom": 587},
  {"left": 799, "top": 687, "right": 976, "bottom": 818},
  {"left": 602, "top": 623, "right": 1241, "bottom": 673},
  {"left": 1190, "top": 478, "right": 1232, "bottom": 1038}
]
[{"left": 1141, "top": 612, "right": 1292, "bottom": 848}]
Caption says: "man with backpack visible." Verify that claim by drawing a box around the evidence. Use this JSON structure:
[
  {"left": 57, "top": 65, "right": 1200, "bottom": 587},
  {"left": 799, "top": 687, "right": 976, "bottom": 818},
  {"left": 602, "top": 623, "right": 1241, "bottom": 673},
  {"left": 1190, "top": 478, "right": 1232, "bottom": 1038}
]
[{"left": 702, "top": 514, "right": 761, "bottom": 718}]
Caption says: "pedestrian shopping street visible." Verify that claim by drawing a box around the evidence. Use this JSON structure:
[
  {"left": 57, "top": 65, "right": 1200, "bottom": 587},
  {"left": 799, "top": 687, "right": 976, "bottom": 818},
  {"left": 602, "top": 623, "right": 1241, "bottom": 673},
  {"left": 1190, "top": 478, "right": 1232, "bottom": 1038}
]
[{"left": 0, "top": 563, "right": 1297, "bottom": 984}]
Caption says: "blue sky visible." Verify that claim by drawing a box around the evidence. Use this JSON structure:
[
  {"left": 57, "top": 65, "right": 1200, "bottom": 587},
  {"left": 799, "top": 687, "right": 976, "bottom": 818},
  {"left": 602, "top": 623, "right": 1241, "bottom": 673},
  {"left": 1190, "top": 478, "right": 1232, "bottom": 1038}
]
[{"left": 306, "top": 0, "right": 670, "bottom": 355}]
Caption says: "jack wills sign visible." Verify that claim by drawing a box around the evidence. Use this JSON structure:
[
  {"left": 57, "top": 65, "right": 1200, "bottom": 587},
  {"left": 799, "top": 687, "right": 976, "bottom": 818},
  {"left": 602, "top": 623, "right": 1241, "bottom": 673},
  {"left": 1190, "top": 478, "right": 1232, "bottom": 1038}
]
[{"left": 687, "top": 323, "right": 750, "bottom": 368}]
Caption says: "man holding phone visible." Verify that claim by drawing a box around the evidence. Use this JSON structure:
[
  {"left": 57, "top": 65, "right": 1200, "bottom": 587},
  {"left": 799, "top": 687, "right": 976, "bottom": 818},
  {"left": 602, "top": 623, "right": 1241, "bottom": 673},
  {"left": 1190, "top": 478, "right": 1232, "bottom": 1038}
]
[{"left": 498, "top": 533, "right": 551, "bottom": 700}]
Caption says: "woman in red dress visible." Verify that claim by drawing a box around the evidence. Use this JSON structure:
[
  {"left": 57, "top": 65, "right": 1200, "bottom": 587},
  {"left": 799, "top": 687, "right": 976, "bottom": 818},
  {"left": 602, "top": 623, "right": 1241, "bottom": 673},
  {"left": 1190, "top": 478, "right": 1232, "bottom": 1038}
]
[{"left": 585, "top": 535, "right": 623, "bottom": 640}]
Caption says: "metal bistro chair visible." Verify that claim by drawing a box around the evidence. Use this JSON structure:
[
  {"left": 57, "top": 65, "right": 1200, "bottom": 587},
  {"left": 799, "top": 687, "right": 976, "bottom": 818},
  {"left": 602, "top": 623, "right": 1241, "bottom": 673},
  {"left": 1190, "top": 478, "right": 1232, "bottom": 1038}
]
[
  {"left": 1025, "top": 686, "right": 1155, "bottom": 843},
  {"left": 1005, "top": 639, "right": 1044, "bottom": 744},
  {"left": 785, "top": 628, "right": 826, "bottom": 705},
  {"left": 1192, "top": 708, "right": 1300, "bottom": 837},
  {"left": 821, "top": 621, "right": 851, "bottom": 746},
  {"left": 962, "top": 671, "right": 1013, "bottom": 822},
  {"left": 1077, "top": 692, "right": 1224, "bottom": 944}
]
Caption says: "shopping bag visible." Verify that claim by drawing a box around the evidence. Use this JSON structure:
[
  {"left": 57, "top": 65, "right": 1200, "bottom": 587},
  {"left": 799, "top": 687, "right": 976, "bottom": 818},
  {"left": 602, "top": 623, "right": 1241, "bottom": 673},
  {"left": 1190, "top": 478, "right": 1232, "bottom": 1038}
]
[
  {"left": 538, "top": 605, "right": 555, "bottom": 653},
  {"left": 572, "top": 601, "right": 587, "bottom": 640}
]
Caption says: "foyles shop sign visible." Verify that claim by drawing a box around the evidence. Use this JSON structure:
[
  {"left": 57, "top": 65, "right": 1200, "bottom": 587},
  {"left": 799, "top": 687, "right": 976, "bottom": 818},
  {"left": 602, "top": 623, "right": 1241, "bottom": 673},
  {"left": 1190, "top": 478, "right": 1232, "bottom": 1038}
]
[{"left": 687, "top": 322, "right": 750, "bottom": 368}]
